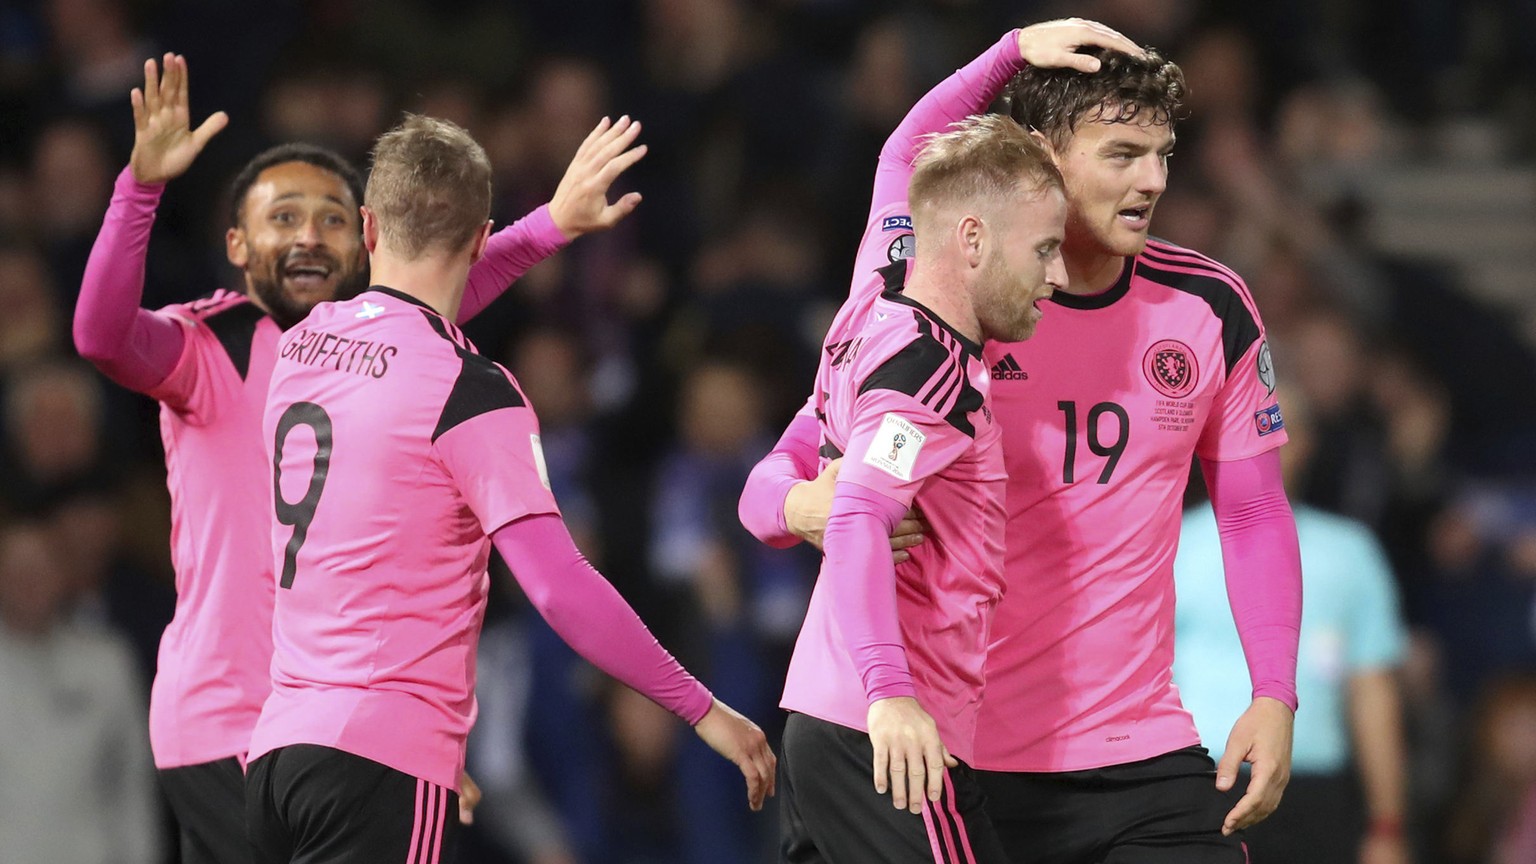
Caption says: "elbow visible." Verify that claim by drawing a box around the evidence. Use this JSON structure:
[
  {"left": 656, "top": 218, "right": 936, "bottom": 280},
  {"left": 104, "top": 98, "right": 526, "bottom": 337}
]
[{"left": 71, "top": 320, "right": 113, "bottom": 369}]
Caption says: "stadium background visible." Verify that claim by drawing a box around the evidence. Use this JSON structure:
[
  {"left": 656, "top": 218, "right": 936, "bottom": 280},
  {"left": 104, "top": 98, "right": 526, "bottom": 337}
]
[{"left": 1, "top": 0, "right": 1534, "bottom": 861}]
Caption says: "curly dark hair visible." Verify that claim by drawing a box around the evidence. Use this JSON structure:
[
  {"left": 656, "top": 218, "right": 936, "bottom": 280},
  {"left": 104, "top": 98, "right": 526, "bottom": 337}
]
[
  {"left": 226, "top": 143, "right": 365, "bottom": 229},
  {"left": 1003, "top": 46, "right": 1187, "bottom": 147}
]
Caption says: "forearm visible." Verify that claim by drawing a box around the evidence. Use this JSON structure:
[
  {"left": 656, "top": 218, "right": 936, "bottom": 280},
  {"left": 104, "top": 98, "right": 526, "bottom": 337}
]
[
  {"left": 457, "top": 204, "right": 570, "bottom": 323},
  {"left": 880, "top": 30, "right": 1024, "bottom": 168},
  {"left": 491, "top": 513, "right": 713, "bottom": 724},
  {"left": 871, "top": 30, "right": 1025, "bottom": 203},
  {"left": 72, "top": 166, "right": 185, "bottom": 390},
  {"left": 1349, "top": 670, "right": 1409, "bottom": 825},
  {"left": 824, "top": 481, "right": 913, "bottom": 702},
  {"left": 738, "top": 407, "right": 819, "bottom": 547},
  {"left": 1204, "top": 451, "right": 1302, "bottom": 710}
]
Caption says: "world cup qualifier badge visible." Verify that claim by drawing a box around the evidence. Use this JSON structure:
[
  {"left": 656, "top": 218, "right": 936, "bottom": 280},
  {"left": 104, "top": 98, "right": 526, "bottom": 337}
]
[
  {"left": 1142, "top": 340, "right": 1199, "bottom": 399},
  {"left": 863, "top": 413, "right": 926, "bottom": 481}
]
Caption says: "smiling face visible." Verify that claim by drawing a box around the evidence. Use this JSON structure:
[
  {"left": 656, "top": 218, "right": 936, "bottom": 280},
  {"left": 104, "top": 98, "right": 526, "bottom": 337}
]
[
  {"left": 1055, "top": 112, "right": 1175, "bottom": 260},
  {"left": 226, "top": 161, "right": 366, "bottom": 328}
]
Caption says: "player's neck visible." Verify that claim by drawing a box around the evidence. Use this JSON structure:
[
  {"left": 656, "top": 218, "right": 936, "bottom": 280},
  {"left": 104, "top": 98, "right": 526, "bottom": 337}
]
[
  {"left": 368, "top": 250, "right": 470, "bottom": 322},
  {"left": 1060, "top": 245, "right": 1128, "bottom": 297},
  {"left": 905, "top": 268, "right": 981, "bottom": 344}
]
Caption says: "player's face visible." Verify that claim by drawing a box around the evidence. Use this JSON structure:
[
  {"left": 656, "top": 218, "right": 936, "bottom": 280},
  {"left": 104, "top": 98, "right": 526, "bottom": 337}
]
[
  {"left": 974, "top": 184, "right": 1067, "bottom": 343},
  {"left": 1055, "top": 111, "right": 1174, "bottom": 259},
  {"left": 227, "top": 162, "right": 366, "bottom": 329}
]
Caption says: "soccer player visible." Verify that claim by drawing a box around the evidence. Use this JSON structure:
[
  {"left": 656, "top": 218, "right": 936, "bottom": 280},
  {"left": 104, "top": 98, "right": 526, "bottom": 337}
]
[
  {"left": 72, "top": 54, "right": 645, "bottom": 863},
  {"left": 773, "top": 113, "right": 1065, "bottom": 864},
  {"left": 741, "top": 19, "right": 1303, "bottom": 864},
  {"left": 248, "top": 115, "right": 775, "bottom": 864}
]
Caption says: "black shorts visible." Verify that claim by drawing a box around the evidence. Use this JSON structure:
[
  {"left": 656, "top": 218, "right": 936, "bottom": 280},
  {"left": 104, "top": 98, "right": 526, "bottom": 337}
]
[
  {"left": 159, "top": 757, "right": 254, "bottom": 864},
  {"left": 977, "top": 746, "right": 1248, "bottom": 864},
  {"left": 245, "top": 745, "right": 459, "bottom": 864},
  {"left": 1240, "top": 771, "right": 1362, "bottom": 864},
  {"left": 780, "top": 712, "right": 1009, "bottom": 864}
]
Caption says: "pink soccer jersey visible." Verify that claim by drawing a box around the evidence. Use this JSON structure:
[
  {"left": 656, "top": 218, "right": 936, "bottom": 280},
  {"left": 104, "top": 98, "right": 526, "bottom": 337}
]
[
  {"left": 74, "top": 167, "right": 569, "bottom": 770},
  {"left": 250, "top": 287, "right": 562, "bottom": 790},
  {"left": 144, "top": 289, "right": 283, "bottom": 767},
  {"left": 781, "top": 267, "right": 1006, "bottom": 767},
  {"left": 974, "top": 238, "right": 1288, "bottom": 772}
]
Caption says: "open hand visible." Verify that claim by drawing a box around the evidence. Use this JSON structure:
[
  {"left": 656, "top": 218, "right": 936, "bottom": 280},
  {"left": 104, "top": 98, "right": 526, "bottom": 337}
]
[
  {"left": 129, "top": 53, "right": 227, "bottom": 185},
  {"left": 1016, "top": 19, "right": 1143, "bottom": 74},
  {"left": 868, "top": 696, "right": 957, "bottom": 814},
  {"left": 548, "top": 115, "right": 647, "bottom": 239},
  {"left": 693, "top": 698, "right": 777, "bottom": 811}
]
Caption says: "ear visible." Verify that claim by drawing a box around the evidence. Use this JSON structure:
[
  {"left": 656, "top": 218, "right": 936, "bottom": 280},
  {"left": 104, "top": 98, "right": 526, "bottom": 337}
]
[
  {"left": 225, "top": 226, "right": 248, "bottom": 268},
  {"left": 468, "top": 220, "right": 493, "bottom": 264},
  {"left": 360, "top": 206, "right": 379, "bottom": 253},
  {"left": 1027, "top": 127, "right": 1061, "bottom": 165},
  {"left": 958, "top": 214, "right": 985, "bottom": 269}
]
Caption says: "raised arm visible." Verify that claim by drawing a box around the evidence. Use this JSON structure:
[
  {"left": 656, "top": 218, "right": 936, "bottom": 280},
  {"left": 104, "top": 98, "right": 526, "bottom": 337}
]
[
  {"left": 458, "top": 116, "right": 647, "bottom": 323},
  {"left": 74, "top": 54, "right": 226, "bottom": 391},
  {"left": 490, "top": 512, "right": 775, "bottom": 811},
  {"left": 870, "top": 20, "right": 1142, "bottom": 215}
]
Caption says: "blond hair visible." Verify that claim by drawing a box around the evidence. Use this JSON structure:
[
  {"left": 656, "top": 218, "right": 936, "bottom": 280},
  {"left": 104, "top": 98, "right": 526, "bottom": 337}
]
[
  {"left": 365, "top": 114, "right": 492, "bottom": 259},
  {"left": 907, "top": 114, "right": 1062, "bottom": 228}
]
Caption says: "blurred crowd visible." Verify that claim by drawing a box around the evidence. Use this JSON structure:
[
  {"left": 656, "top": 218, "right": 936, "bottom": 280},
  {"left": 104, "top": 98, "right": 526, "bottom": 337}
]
[{"left": 1, "top": 0, "right": 1534, "bottom": 862}]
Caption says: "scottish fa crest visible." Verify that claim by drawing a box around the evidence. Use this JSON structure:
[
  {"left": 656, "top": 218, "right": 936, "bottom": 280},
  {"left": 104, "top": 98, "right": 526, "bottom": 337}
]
[{"left": 1143, "top": 339, "right": 1198, "bottom": 399}]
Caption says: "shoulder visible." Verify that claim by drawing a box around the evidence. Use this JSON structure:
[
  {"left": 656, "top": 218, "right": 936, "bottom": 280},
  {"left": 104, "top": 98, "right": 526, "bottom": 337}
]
[
  {"left": 854, "top": 299, "right": 983, "bottom": 435},
  {"left": 1135, "top": 239, "right": 1262, "bottom": 374},
  {"left": 416, "top": 312, "right": 527, "bottom": 443},
  {"left": 166, "top": 290, "right": 267, "bottom": 380},
  {"left": 164, "top": 288, "right": 259, "bottom": 323},
  {"left": 856, "top": 304, "right": 961, "bottom": 397}
]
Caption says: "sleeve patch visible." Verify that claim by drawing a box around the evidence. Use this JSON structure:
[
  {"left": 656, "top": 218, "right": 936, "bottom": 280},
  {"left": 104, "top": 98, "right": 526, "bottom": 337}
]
[
  {"left": 861, "top": 413, "right": 927, "bottom": 481},
  {"left": 1256, "top": 340, "right": 1276, "bottom": 394},
  {"left": 1255, "top": 403, "right": 1285, "bottom": 436},
  {"left": 530, "top": 433, "right": 552, "bottom": 491}
]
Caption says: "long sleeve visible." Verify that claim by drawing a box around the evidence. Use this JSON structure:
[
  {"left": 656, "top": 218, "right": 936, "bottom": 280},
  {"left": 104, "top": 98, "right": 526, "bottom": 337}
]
[
  {"left": 868, "top": 30, "right": 1026, "bottom": 212},
  {"left": 490, "top": 513, "right": 714, "bottom": 724},
  {"left": 1201, "top": 450, "right": 1302, "bottom": 711},
  {"left": 824, "top": 480, "right": 914, "bottom": 703},
  {"left": 738, "top": 403, "right": 820, "bottom": 547},
  {"left": 456, "top": 204, "right": 570, "bottom": 324},
  {"left": 72, "top": 166, "right": 187, "bottom": 392}
]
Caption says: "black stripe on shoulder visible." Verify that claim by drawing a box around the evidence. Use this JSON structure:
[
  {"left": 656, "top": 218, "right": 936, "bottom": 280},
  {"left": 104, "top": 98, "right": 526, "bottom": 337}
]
[
  {"left": 202, "top": 301, "right": 264, "bottom": 380},
  {"left": 1135, "top": 258, "right": 1260, "bottom": 374},
  {"left": 856, "top": 332, "right": 980, "bottom": 438},
  {"left": 432, "top": 352, "right": 526, "bottom": 443},
  {"left": 819, "top": 441, "right": 843, "bottom": 460},
  {"left": 876, "top": 260, "right": 907, "bottom": 293},
  {"left": 944, "top": 378, "right": 981, "bottom": 438},
  {"left": 857, "top": 335, "right": 952, "bottom": 400}
]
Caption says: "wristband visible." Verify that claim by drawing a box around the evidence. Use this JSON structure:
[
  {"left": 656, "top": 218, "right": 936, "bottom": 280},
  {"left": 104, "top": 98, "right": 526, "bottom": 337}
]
[{"left": 1367, "top": 815, "right": 1403, "bottom": 838}]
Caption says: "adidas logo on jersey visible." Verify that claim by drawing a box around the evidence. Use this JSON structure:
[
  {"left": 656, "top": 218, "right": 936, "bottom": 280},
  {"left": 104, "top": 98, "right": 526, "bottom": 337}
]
[{"left": 991, "top": 354, "right": 1028, "bottom": 381}]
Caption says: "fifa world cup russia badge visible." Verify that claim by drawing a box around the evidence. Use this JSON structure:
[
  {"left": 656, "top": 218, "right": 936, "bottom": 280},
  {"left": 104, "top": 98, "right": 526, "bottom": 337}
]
[{"left": 888, "top": 433, "right": 908, "bottom": 462}]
